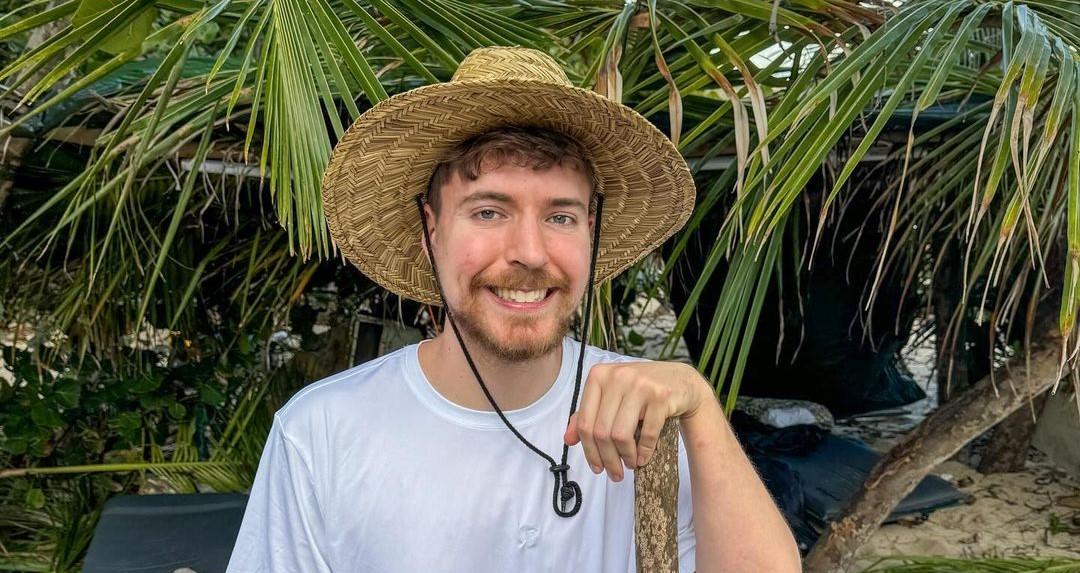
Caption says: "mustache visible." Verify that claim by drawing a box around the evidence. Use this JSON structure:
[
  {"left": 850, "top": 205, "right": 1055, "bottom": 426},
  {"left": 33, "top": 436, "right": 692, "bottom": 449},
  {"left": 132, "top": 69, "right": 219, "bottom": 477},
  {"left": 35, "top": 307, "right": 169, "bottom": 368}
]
[{"left": 471, "top": 268, "right": 569, "bottom": 291}]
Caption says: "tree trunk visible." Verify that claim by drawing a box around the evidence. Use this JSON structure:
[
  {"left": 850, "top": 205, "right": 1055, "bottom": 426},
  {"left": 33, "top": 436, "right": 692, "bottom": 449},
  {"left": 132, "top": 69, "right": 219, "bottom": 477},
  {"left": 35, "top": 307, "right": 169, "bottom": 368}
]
[
  {"left": 977, "top": 392, "right": 1050, "bottom": 473},
  {"left": 635, "top": 418, "right": 680, "bottom": 573},
  {"left": 932, "top": 243, "right": 992, "bottom": 404},
  {"left": 803, "top": 312, "right": 1064, "bottom": 573}
]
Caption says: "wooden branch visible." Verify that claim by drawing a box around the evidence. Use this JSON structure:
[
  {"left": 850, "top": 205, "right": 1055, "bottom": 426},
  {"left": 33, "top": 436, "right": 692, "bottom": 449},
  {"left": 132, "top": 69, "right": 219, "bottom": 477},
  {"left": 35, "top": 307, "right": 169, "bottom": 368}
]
[
  {"left": 803, "top": 314, "right": 1065, "bottom": 572},
  {"left": 635, "top": 418, "right": 680, "bottom": 573},
  {"left": 977, "top": 392, "right": 1050, "bottom": 473}
]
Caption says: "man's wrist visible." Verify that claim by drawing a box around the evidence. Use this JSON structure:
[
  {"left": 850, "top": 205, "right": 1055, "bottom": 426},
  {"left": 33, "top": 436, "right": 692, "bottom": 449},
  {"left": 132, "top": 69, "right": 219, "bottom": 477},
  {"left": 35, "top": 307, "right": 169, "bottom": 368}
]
[{"left": 677, "top": 363, "right": 717, "bottom": 422}]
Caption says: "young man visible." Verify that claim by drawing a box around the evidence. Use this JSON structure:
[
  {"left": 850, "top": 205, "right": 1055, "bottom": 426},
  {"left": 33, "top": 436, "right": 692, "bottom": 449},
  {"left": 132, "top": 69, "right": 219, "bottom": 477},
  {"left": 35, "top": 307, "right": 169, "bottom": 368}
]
[{"left": 227, "top": 47, "right": 800, "bottom": 572}]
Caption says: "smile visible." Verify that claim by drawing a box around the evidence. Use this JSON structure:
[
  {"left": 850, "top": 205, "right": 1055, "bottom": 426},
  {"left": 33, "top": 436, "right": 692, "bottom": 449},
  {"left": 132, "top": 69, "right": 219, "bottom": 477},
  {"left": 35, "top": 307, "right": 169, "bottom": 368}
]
[{"left": 486, "top": 287, "right": 556, "bottom": 308}]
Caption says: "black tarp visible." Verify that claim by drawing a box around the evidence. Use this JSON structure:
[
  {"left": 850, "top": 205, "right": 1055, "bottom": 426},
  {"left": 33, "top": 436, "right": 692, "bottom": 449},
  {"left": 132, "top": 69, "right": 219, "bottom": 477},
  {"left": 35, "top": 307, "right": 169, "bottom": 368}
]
[{"left": 82, "top": 493, "right": 246, "bottom": 573}]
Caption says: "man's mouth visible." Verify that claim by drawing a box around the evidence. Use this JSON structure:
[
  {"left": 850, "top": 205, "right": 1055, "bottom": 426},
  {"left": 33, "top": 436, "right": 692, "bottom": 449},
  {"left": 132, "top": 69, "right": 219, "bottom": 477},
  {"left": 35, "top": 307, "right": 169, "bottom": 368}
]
[{"left": 488, "top": 287, "right": 554, "bottom": 304}]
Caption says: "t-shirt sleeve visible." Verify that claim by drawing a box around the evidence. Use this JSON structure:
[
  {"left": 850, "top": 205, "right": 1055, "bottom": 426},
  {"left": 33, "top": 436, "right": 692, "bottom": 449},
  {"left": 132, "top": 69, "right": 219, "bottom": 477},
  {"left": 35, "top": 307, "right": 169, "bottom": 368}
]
[
  {"left": 226, "top": 417, "right": 333, "bottom": 573},
  {"left": 677, "top": 431, "right": 697, "bottom": 572}
]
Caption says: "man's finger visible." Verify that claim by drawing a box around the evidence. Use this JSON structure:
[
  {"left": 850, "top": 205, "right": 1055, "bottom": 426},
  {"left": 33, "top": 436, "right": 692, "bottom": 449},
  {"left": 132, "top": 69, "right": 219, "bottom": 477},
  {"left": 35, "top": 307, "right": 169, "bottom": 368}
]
[
  {"left": 574, "top": 369, "right": 604, "bottom": 474},
  {"left": 592, "top": 373, "right": 627, "bottom": 481},
  {"left": 610, "top": 391, "right": 646, "bottom": 470},
  {"left": 564, "top": 412, "right": 579, "bottom": 445},
  {"left": 636, "top": 401, "right": 668, "bottom": 468}
]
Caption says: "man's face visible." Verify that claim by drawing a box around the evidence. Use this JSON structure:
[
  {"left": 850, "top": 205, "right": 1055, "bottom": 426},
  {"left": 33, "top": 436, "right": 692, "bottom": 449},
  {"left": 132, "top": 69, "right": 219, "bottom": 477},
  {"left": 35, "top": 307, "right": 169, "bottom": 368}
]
[{"left": 425, "top": 161, "right": 593, "bottom": 362}]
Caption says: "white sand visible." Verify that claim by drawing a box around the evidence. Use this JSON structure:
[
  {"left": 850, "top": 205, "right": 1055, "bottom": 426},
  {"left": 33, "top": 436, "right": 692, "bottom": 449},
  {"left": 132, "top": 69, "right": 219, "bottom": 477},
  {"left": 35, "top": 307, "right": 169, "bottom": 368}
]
[{"left": 856, "top": 457, "right": 1080, "bottom": 566}]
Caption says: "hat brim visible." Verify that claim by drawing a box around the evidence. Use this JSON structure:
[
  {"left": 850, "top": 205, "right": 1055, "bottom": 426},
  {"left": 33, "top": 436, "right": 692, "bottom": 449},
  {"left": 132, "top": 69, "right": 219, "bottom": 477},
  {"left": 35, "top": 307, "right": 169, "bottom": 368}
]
[{"left": 322, "top": 79, "right": 696, "bottom": 305}]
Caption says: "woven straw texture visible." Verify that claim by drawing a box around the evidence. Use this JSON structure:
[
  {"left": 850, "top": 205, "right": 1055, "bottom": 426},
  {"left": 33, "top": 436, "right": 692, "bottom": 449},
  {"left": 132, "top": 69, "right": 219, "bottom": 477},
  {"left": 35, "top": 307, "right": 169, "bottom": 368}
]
[{"left": 322, "top": 46, "right": 696, "bottom": 305}]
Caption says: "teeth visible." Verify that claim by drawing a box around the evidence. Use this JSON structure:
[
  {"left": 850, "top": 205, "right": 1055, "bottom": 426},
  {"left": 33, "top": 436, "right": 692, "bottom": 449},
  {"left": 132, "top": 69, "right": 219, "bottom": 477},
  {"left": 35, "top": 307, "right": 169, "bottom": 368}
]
[{"left": 494, "top": 288, "right": 547, "bottom": 303}]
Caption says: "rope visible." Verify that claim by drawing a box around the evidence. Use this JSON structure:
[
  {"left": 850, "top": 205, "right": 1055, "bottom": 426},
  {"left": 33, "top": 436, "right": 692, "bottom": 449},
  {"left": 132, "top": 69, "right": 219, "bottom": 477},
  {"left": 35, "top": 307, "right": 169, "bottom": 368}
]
[{"left": 415, "top": 193, "right": 604, "bottom": 517}]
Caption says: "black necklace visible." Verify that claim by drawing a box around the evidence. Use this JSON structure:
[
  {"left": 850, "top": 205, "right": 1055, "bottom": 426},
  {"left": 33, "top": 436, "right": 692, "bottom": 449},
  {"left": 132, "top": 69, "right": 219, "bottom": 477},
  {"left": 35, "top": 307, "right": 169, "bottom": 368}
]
[{"left": 415, "top": 193, "right": 604, "bottom": 517}]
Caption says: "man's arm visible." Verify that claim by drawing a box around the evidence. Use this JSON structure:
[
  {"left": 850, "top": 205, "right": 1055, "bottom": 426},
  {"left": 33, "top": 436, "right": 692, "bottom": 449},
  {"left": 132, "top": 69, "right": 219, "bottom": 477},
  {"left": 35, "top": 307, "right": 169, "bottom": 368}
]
[
  {"left": 567, "top": 361, "right": 801, "bottom": 573},
  {"left": 680, "top": 374, "right": 802, "bottom": 572},
  {"left": 226, "top": 417, "right": 334, "bottom": 573}
]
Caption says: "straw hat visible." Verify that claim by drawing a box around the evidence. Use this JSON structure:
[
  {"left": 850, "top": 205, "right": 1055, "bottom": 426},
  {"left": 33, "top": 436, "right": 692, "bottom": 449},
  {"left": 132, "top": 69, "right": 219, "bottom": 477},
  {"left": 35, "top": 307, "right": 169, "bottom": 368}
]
[{"left": 322, "top": 46, "right": 696, "bottom": 305}]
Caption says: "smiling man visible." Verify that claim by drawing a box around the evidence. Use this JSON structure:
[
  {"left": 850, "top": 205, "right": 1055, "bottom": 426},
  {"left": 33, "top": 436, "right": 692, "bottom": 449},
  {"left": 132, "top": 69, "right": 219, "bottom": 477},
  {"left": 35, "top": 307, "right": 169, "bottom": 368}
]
[{"left": 226, "top": 47, "right": 800, "bottom": 572}]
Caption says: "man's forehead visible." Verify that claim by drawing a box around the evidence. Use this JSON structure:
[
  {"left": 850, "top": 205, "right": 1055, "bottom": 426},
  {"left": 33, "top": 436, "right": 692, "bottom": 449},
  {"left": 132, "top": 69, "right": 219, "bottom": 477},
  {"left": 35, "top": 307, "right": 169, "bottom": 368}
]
[{"left": 444, "top": 166, "right": 592, "bottom": 209}]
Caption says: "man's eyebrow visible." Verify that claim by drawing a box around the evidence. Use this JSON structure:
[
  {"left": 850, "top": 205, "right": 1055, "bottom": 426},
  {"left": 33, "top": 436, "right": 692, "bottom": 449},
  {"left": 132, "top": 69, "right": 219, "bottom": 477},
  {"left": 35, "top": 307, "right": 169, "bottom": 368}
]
[
  {"left": 549, "top": 197, "right": 588, "bottom": 210},
  {"left": 460, "top": 190, "right": 514, "bottom": 205},
  {"left": 459, "top": 191, "right": 587, "bottom": 211}
]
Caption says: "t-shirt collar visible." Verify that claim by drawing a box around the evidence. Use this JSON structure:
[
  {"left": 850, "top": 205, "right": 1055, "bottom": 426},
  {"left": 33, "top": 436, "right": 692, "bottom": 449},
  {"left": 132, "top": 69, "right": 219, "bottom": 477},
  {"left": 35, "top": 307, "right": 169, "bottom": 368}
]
[{"left": 404, "top": 336, "right": 578, "bottom": 430}]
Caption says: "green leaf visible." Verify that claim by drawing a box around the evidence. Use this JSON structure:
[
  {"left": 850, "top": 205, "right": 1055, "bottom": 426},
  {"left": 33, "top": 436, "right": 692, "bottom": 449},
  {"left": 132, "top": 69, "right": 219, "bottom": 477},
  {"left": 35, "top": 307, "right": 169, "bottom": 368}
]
[
  {"left": 167, "top": 402, "right": 187, "bottom": 420},
  {"left": 0, "top": 0, "right": 78, "bottom": 43},
  {"left": 199, "top": 383, "right": 226, "bottom": 407},
  {"left": 71, "top": 0, "right": 157, "bottom": 55},
  {"left": 1, "top": 436, "right": 28, "bottom": 455},
  {"left": 30, "top": 402, "right": 64, "bottom": 428},
  {"left": 25, "top": 488, "right": 46, "bottom": 510},
  {"left": 54, "top": 379, "right": 82, "bottom": 409},
  {"left": 110, "top": 411, "right": 143, "bottom": 443},
  {"left": 128, "top": 372, "right": 162, "bottom": 394}
]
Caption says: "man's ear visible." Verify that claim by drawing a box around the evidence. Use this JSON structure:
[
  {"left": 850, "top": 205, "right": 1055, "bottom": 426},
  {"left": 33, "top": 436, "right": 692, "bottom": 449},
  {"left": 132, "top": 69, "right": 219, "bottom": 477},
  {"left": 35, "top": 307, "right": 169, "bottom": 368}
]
[{"left": 420, "top": 201, "right": 437, "bottom": 259}]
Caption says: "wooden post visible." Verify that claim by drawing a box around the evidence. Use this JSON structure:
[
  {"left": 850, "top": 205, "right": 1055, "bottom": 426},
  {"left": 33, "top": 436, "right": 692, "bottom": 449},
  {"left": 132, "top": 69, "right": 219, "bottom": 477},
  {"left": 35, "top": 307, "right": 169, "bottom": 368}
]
[{"left": 635, "top": 418, "right": 681, "bottom": 572}]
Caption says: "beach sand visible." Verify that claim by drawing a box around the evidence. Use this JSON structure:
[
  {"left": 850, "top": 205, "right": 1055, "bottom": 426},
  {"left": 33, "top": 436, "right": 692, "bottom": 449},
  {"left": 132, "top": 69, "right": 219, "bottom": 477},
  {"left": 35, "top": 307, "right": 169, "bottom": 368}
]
[{"left": 856, "top": 455, "right": 1080, "bottom": 566}]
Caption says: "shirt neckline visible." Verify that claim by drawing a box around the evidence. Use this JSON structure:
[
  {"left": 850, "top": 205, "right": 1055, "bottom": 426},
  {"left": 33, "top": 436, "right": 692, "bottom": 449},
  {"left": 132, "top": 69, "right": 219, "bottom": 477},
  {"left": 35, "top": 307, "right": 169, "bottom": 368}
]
[{"left": 404, "top": 336, "right": 578, "bottom": 430}]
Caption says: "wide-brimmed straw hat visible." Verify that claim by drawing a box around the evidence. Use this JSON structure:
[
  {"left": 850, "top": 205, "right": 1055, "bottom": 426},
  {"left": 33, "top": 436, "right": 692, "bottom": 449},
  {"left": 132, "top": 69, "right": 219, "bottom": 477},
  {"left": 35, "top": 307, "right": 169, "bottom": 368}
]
[{"left": 322, "top": 46, "right": 696, "bottom": 305}]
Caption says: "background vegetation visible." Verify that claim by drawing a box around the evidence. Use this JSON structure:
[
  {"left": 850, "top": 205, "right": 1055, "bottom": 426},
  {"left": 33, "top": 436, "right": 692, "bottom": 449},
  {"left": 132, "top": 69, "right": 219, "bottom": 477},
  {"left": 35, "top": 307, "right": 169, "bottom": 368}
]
[{"left": 1, "top": 0, "right": 1078, "bottom": 570}]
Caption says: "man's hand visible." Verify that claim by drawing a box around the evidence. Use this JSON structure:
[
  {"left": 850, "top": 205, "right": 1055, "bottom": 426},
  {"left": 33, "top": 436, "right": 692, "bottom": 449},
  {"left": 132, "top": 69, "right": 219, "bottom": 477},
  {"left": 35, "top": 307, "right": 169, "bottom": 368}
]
[
  {"left": 563, "top": 361, "right": 710, "bottom": 482},
  {"left": 565, "top": 362, "right": 803, "bottom": 571}
]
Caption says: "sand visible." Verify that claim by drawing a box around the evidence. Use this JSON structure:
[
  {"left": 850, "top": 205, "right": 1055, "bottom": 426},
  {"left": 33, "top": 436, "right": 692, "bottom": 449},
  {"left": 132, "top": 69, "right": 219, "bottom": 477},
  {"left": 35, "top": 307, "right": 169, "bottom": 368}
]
[{"left": 856, "top": 456, "right": 1080, "bottom": 566}]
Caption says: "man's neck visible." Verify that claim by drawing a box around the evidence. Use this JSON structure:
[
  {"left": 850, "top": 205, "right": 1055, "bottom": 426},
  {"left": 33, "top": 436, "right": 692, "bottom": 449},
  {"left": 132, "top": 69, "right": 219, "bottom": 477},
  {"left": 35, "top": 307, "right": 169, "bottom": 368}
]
[{"left": 417, "top": 331, "right": 565, "bottom": 411}]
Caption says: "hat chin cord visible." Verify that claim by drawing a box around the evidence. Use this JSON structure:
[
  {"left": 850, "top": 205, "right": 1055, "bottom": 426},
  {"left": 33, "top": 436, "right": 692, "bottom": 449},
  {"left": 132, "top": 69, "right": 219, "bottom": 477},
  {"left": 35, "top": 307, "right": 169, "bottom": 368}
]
[{"left": 414, "top": 194, "right": 604, "bottom": 518}]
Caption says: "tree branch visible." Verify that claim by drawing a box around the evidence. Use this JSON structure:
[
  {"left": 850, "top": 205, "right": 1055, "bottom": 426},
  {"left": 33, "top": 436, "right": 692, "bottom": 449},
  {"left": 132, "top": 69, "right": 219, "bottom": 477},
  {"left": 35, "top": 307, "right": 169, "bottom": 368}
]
[{"left": 804, "top": 305, "right": 1066, "bottom": 572}]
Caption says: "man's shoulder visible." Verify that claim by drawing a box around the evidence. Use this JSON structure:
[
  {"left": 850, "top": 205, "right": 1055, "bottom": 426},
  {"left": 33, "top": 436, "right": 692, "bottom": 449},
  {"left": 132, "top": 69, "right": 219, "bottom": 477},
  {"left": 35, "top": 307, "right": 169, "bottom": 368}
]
[
  {"left": 275, "top": 344, "right": 415, "bottom": 427},
  {"left": 583, "top": 342, "right": 649, "bottom": 366}
]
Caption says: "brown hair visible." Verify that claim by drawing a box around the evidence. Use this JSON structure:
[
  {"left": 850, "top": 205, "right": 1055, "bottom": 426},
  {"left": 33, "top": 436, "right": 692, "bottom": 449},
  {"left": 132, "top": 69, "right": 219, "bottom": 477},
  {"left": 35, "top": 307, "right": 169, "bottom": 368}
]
[{"left": 426, "top": 125, "right": 596, "bottom": 213}]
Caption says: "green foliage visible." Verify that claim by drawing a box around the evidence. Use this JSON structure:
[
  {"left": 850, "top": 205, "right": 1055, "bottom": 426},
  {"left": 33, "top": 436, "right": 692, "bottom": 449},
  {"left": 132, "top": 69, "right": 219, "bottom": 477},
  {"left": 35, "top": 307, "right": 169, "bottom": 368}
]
[
  {"left": 0, "top": 475, "right": 112, "bottom": 572},
  {"left": 1, "top": 348, "right": 237, "bottom": 461},
  {"left": 2, "top": 0, "right": 1080, "bottom": 568},
  {"left": 71, "top": 0, "right": 158, "bottom": 55},
  {"left": 662, "top": 0, "right": 1080, "bottom": 409}
]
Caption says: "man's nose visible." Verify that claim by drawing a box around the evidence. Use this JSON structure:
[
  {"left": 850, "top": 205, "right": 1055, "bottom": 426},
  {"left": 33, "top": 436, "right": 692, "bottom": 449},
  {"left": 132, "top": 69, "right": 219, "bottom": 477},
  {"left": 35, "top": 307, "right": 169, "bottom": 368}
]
[{"left": 506, "top": 219, "right": 550, "bottom": 269}]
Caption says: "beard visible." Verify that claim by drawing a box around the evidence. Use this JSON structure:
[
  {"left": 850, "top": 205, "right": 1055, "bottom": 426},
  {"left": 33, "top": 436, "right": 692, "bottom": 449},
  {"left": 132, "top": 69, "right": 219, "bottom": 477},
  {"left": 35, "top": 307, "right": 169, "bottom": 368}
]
[{"left": 449, "top": 267, "right": 577, "bottom": 362}]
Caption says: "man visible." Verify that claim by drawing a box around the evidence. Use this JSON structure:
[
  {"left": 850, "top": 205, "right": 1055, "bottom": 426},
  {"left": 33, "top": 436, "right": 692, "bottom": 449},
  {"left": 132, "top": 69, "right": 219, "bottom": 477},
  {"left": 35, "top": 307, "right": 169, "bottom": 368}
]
[{"left": 227, "top": 46, "right": 800, "bottom": 572}]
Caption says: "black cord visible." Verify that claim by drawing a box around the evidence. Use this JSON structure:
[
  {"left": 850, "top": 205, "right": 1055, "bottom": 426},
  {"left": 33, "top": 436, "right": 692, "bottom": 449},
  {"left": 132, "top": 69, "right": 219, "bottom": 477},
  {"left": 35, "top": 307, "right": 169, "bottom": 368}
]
[{"left": 415, "top": 193, "right": 604, "bottom": 518}]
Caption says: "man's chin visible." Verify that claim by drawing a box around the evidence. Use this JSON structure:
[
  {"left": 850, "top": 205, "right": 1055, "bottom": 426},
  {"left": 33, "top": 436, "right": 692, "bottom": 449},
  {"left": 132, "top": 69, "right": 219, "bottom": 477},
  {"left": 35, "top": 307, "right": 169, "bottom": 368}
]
[
  {"left": 458, "top": 320, "right": 567, "bottom": 362},
  {"left": 491, "top": 334, "right": 564, "bottom": 362}
]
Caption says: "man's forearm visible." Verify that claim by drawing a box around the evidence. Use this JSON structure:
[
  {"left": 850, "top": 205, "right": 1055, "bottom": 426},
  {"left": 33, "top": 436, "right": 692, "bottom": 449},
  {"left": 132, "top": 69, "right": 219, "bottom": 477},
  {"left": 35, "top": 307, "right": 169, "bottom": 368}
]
[{"left": 680, "top": 375, "right": 802, "bottom": 572}]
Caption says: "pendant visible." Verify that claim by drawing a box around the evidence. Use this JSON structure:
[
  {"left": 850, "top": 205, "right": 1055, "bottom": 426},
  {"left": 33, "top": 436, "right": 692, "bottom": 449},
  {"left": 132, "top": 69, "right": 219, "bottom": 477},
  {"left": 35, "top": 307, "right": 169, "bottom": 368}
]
[{"left": 556, "top": 479, "right": 582, "bottom": 516}]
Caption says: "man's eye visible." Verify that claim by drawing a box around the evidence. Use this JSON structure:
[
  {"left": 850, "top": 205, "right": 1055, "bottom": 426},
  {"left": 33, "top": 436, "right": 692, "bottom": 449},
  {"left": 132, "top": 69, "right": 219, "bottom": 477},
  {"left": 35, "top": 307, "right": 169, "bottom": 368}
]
[
  {"left": 550, "top": 214, "right": 573, "bottom": 225},
  {"left": 477, "top": 209, "right": 498, "bottom": 220}
]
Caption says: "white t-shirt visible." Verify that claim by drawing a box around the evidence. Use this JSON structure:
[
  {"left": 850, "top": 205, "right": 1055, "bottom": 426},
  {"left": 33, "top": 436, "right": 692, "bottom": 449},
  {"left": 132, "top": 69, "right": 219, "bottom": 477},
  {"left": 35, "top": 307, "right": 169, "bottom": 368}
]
[{"left": 226, "top": 337, "right": 696, "bottom": 572}]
